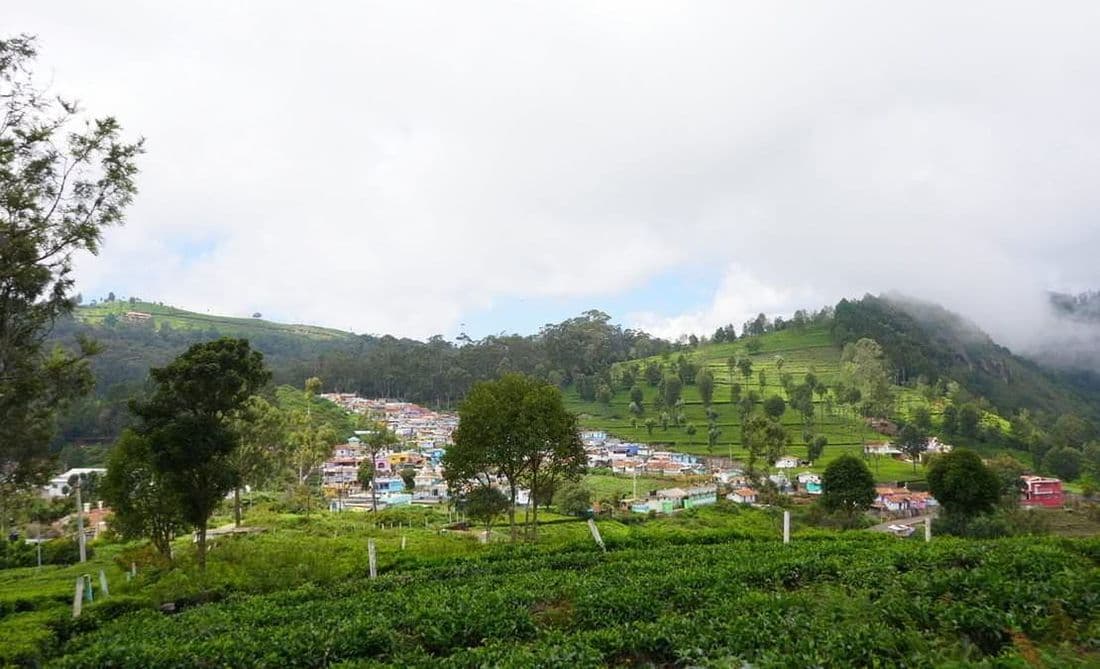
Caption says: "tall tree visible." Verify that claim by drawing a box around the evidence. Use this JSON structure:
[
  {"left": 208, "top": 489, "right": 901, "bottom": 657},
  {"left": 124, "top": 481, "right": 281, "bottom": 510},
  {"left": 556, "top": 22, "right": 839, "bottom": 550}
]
[
  {"left": 131, "top": 338, "right": 269, "bottom": 570},
  {"left": 100, "top": 430, "right": 185, "bottom": 557},
  {"left": 927, "top": 449, "right": 999, "bottom": 519},
  {"left": 445, "top": 373, "right": 583, "bottom": 540},
  {"left": 742, "top": 415, "right": 789, "bottom": 475},
  {"left": 821, "top": 454, "right": 875, "bottom": 522},
  {"left": 896, "top": 423, "right": 928, "bottom": 470},
  {"left": 0, "top": 35, "right": 142, "bottom": 520},
  {"left": 841, "top": 338, "right": 894, "bottom": 417},
  {"left": 227, "top": 395, "right": 286, "bottom": 527},
  {"left": 696, "top": 367, "right": 715, "bottom": 407}
]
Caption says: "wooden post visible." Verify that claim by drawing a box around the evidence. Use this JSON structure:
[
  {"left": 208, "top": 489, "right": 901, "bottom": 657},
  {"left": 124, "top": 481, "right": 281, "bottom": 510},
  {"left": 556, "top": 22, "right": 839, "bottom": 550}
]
[
  {"left": 925, "top": 518, "right": 932, "bottom": 543},
  {"left": 400, "top": 535, "right": 406, "bottom": 550},
  {"left": 368, "top": 538, "right": 377, "bottom": 579},
  {"left": 131, "top": 562, "right": 136, "bottom": 578},
  {"left": 99, "top": 569, "right": 109, "bottom": 597},
  {"left": 587, "top": 519, "right": 606, "bottom": 552},
  {"left": 72, "top": 577, "right": 83, "bottom": 618},
  {"left": 783, "top": 510, "right": 790, "bottom": 544}
]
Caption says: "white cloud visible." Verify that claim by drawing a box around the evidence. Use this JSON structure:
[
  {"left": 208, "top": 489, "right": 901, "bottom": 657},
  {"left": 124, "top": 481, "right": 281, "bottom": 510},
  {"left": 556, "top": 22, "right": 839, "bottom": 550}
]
[
  {"left": 9, "top": 2, "right": 1100, "bottom": 342},
  {"left": 628, "top": 266, "right": 825, "bottom": 340}
]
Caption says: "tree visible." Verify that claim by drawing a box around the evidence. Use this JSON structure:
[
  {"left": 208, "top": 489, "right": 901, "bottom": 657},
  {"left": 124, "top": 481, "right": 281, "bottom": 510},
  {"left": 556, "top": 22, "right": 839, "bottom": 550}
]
[
  {"left": 696, "top": 368, "right": 715, "bottom": 406},
  {"left": 927, "top": 449, "right": 1000, "bottom": 518},
  {"left": 736, "top": 357, "right": 753, "bottom": 384},
  {"left": 357, "top": 458, "right": 374, "bottom": 492},
  {"left": 957, "top": 404, "right": 980, "bottom": 439},
  {"left": 737, "top": 390, "right": 759, "bottom": 422},
  {"left": 659, "top": 374, "right": 683, "bottom": 409},
  {"left": 400, "top": 467, "right": 417, "bottom": 492},
  {"left": 742, "top": 415, "right": 789, "bottom": 474},
  {"left": 911, "top": 406, "right": 933, "bottom": 433},
  {"left": 100, "top": 430, "right": 185, "bottom": 557},
  {"left": 707, "top": 425, "right": 721, "bottom": 454},
  {"left": 553, "top": 480, "right": 591, "bottom": 517},
  {"left": 685, "top": 422, "right": 698, "bottom": 444},
  {"left": 896, "top": 423, "right": 928, "bottom": 470},
  {"left": 287, "top": 383, "right": 339, "bottom": 514},
  {"left": 0, "top": 35, "right": 142, "bottom": 520},
  {"left": 462, "top": 486, "right": 509, "bottom": 539},
  {"left": 762, "top": 395, "right": 786, "bottom": 419},
  {"left": 941, "top": 404, "right": 959, "bottom": 435},
  {"left": 758, "top": 369, "right": 767, "bottom": 390},
  {"left": 227, "top": 395, "right": 286, "bottom": 527},
  {"left": 644, "top": 417, "right": 656, "bottom": 436},
  {"left": 444, "top": 374, "right": 584, "bottom": 540},
  {"left": 595, "top": 383, "right": 612, "bottom": 406},
  {"left": 821, "top": 455, "right": 875, "bottom": 521},
  {"left": 841, "top": 338, "right": 894, "bottom": 417},
  {"left": 629, "top": 385, "right": 644, "bottom": 409},
  {"left": 986, "top": 454, "right": 1028, "bottom": 508},
  {"left": 1043, "top": 447, "right": 1082, "bottom": 481},
  {"left": 359, "top": 419, "right": 398, "bottom": 513},
  {"left": 729, "top": 382, "right": 741, "bottom": 405},
  {"left": 131, "top": 338, "right": 270, "bottom": 570},
  {"left": 807, "top": 435, "right": 827, "bottom": 463},
  {"left": 644, "top": 362, "right": 662, "bottom": 386}
]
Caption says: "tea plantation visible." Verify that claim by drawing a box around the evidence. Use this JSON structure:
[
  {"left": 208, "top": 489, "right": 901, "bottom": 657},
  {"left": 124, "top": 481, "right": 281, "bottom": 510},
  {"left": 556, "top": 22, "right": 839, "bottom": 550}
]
[{"left": 17, "top": 531, "right": 1100, "bottom": 668}]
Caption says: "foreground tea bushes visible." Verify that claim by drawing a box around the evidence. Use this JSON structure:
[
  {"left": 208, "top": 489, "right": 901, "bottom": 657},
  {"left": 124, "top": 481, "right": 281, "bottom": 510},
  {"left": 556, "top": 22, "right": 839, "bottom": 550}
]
[{"left": 49, "top": 536, "right": 1100, "bottom": 668}]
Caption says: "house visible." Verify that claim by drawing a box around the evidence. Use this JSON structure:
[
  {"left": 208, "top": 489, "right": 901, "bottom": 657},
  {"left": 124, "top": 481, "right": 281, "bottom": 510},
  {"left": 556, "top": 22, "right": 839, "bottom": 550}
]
[
  {"left": 768, "top": 473, "right": 792, "bottom": 493},
  {"left": 864, "top": 442, "right": 901, "bottom": 456},
  {"left": 1020, "top": 476, "right": 1064, "bottom": 508},
  {"left": 42, "top": 468, "right": 106, "bottom": 499},
  {"left": 796, "top": 472, "right": 822, "bottom": 495},
  {"left": 924, "top": 437, "right": 953, "bottom": 455},
  {"left": 728, "top": 487, "right": 758, "bottom": 504},
  {"left": 682, "top": 486, "right": 718, "bottom": 509},
  {"left": 774, "top": 455, "right": 800, "bottom": 469}
]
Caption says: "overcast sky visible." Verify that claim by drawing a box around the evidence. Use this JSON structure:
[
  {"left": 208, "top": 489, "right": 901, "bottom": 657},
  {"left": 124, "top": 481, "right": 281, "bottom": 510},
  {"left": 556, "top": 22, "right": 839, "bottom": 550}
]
[{"left": 11, "top": 2, "right": 1100, "bottom": 346}]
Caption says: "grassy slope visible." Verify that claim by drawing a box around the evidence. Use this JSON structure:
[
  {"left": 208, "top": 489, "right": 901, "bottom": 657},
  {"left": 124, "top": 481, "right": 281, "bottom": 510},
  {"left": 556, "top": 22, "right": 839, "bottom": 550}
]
[
  {"left": 566, "top": 326, "right": 1007, "bottom": 482},
  {"left": 75, "top": 300, "right": 353, "bottom": 341}
]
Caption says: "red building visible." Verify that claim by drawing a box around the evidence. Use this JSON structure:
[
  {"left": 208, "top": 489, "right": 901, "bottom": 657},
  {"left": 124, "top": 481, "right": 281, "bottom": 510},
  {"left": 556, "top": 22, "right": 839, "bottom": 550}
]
[{"left": 1020, "top": 476, "right": 1064, "bottom": 508}]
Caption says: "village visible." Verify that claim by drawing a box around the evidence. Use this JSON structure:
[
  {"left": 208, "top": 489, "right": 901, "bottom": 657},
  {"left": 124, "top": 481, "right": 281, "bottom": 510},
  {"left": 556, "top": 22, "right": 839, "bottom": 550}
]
[{"left": 31, "top": 395, "right": 1068, "bottom": 548}]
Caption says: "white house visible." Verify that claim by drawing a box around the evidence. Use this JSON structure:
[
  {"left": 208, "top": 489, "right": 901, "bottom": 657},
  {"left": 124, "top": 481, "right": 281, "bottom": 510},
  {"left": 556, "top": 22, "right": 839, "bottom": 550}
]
[
  {"left": 864, "top": 442, "right": 901, "bottom": 456},
  {"left": 42, "top": 468, "right": 106, "bottom": 499},
  {"left": 727, "top": 487, "right": 758, "bottom": 504},
  {"left": 774, "top": 455, "right": 800, "bottom": 469}
]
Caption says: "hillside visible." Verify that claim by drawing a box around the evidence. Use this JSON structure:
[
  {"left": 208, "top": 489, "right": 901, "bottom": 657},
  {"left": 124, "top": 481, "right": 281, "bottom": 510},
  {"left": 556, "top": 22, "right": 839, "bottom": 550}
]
[
  {"left": 564, "top": 325, "right": 945, "bottom": 482},
  {"left": 74, "top": 300, "right": 353, "bottom": 341}
]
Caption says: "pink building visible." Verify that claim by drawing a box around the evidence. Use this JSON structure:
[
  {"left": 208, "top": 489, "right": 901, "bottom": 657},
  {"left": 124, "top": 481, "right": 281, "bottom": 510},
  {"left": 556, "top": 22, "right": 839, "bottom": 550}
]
[{"left": 1020, "top": 476, "right": 1064, "bottom": 508}]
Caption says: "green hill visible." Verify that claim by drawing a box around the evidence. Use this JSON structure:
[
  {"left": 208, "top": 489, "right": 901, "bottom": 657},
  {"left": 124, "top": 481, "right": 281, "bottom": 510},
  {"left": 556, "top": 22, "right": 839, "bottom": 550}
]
[
  {"left": 74, "top": 300, "right": 353, "bottom": 341},
  {"left": 564, "top": 325, "right": 941, "bottom": 481}
]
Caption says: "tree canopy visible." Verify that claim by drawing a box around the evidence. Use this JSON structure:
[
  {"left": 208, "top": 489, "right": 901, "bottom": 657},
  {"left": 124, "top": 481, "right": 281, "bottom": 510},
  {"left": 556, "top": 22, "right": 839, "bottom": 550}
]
[
  {"left": 130, "top": 338, "right": 269, "bottom": 569},
  {"left": 0, "top": 34, "right": 141, "bottom": 504},
  {"left": 927, "top": 449, "right": 1000, "bottom": 518},
  {"left": 821, "top": 454, "right": 875, "bottom": 518}
]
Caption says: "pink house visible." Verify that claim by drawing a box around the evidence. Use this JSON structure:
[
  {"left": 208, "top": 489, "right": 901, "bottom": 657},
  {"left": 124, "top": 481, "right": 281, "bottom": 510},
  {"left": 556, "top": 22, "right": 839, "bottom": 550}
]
[{"left": 1020, "top": 476, "right": 1064, "bottom": 508}]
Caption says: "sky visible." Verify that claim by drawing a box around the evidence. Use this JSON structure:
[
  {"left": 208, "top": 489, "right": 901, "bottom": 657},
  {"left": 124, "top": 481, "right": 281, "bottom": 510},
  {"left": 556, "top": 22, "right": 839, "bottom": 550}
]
[{"left": 11, "top": 2, "right": 1100, "bottom": 346}]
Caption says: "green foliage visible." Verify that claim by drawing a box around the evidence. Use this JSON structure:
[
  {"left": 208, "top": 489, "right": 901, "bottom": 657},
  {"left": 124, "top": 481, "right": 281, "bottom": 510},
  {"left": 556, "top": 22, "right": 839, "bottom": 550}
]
[
  {"left": 695, "top": 367, "right": 715, "bottom": 406},
  {"left": 552, "top": 480, "right": 592, "bottom": 517},
  {"left": 101, "top": 430, "right": 187, "bottom": 556},
  {"left": 445, "top": 374, "right": 585, "bottom": 535},
  {"left": 928, "top": 449, "right": 1000, "bottom": 518},
  {"left": 131, "top": 338, "right": 270, "bottom": 569},
  {"left": 762, "top": 395, "right": 786, "bottom": 419},
  {"left": 1043, "top": 447, "right": 1083, "bottom": 481},
  {"left": 821, "top": 454, "right": 875, "bottom": 517},
  {"left": 40, "top": 535, "right": 1100, "bottom": 668},
  {"left": 0, "top": 35, "right": 142, "bottom": 508},
  {"left": 461, "top": 486, "right": 510, "bottom": 534}
]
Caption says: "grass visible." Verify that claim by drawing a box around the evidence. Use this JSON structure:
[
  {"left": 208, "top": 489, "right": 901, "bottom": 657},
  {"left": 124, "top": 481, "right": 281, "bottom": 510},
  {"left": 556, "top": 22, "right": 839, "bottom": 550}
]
[
  {"left": 582, "top": 473, "right": 709, "bottom": 500},
  {"left": 75, "top": 300, "right": 353, "bottom": 341}
]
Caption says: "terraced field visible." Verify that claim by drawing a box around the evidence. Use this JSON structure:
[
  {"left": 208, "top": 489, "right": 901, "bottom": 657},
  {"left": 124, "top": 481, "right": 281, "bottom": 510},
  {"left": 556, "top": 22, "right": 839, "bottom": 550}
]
[{"left": 564, "top": 326, "right": 936, "bottom": 481}]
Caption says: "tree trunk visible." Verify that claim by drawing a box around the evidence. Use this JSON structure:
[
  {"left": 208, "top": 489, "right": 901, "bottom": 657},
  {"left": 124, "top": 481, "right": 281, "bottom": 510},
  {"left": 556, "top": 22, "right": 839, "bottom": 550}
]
[
  {"left": 234, "top": 487, "right": 242, "bottom": 528},
  {"left": 196, "top": 522, "right": 208, "bottom": 571}
]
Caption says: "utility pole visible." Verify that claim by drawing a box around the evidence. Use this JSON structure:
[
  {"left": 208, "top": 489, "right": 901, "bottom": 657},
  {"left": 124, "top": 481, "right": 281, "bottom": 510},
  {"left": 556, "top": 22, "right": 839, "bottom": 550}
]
[{"left": 74, "top": 477, "right": 86, "bottom": 563}]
